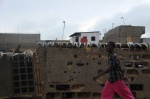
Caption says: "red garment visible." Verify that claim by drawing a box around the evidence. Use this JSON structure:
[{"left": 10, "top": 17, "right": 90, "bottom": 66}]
[{"left": 100, "top": 80, "right": 134, "bottom": 99}]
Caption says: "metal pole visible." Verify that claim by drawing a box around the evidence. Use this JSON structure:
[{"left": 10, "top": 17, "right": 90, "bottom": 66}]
[
  {"left": 121, "top": 17, "right": 125, "bottom": 25},
  {"left": 62, "top": 21, "right": 65, "bottom": 40},
  {"left": 112, "top": 23, "right": 114, "bottom": 29},
  {"left": 111, "top": 23, "right": 114, "bottom": 41},
  {"left": 121, "top": 17, "right": 127, "bottom": 43}
]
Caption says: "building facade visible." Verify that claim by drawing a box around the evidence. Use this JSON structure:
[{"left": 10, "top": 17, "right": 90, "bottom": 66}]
[
  {"left": 141, "top": 38, "right": 150, "bottom": 43},
  {"left": 0, "top": 33, "right": 40, "bottom": 51},
  {"left": 69, "top": 31, "right": 100, "bottom": 44},
  {"left": 102, "top": 25, "right": 145, "bottom": 43}
]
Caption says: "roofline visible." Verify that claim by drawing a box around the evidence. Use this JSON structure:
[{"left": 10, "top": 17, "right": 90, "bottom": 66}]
[
  {"left": 69, "top": 31, "right": 100, "bottom": 37},
  {"left": 74, "top": 31, "right": 99, "bottom": 33}
]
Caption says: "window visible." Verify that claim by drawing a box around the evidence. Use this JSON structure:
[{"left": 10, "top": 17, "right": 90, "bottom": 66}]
[
  {"left": 91, "top": 36, "right": 95, "bottom": 41},
  {"left": 127, "top": 37, "right": 132, "bottom": 42},
  {"left": 75, "top": 37, "right": 79, "bottom": 42}
]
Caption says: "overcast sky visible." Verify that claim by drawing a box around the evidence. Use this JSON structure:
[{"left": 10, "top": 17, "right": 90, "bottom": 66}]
[{"left": 0, "top": 0, "right": 150, "bottom": 40}]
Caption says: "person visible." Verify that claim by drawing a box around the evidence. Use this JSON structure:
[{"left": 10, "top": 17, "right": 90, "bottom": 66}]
[{"left": 93, "top": 41, "right": 134, "bottom": 99}]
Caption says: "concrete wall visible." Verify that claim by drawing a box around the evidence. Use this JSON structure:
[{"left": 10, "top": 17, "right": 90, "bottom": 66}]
[
  {"left": 103, "top": 25, "right": 145, "bottom": 43},
  {"left": 1, "top": 42, "right": 150, "bottom": 98},
  {"left": 0, "top": 52, "right": 36, "bottom": 98},
  {"left": 35, "top": 42, "right": 150, "bottom": 99},
  {"left": 0, "top": 33, "right": 40, "bottom": 50},
  {"left": 0, "top": 54, "right": 12, "bottom": 97}
]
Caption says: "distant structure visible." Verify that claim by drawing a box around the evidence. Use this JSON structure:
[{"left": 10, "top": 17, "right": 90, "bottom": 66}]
[
  {"left": 102, "top": 25, "right": 145, "bottom": 43},
  {"left": 0, "top": 33, "right": 40, "bottom": 51},
  {"left": 141, "top": 38, "right": 150, "bottom": 43},
  {"left": 40, "top": 40, "right": 70, "bottom": 44},
  {"left": 69, "top": 31, "right": 100, "bottom": 44}
]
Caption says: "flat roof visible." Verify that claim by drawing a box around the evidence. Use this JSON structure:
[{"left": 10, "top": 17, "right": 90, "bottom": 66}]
[
  {"left": 69, "top": 31, "right": 99, "bottom": 37},
  {"left": 69, "top": 33, "right": 81, "bottom": 37}
]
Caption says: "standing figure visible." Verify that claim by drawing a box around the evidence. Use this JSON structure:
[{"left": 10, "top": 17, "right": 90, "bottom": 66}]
[{"left": 93, "top": 41, "right": 134, "bottom": 99}]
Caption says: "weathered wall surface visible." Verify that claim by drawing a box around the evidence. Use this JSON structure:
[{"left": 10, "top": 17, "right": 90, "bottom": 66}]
[
  {"left": 103, "top": 26, "right": 145, "bottom": 43},
  {"left": 0, "top": 52, "right": 36, "bottom": 98},
  {"left": 0, "top": 54, "right": 12, "bottom": 96},
  {"left": 36, "top": 43, "right": 150, "bottom": 99},
  {"left": 1, "top": 42, "right": 150, "bottom": 99},
  {"left": 0, "top": 33, "right": 40, "bottom": 50}
]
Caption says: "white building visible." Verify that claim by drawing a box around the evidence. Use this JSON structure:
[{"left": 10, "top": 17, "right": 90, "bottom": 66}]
[
  {"left": 69, "top": 31, "right": 100, "bottom": 44},
  {"left": 141, "top": 38, "right": 150, "bottom": 43}
]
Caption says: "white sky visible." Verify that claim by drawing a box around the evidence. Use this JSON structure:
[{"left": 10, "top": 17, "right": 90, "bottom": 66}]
[{"left": 0, "top": 0, "right": 150, "bottom": 40}]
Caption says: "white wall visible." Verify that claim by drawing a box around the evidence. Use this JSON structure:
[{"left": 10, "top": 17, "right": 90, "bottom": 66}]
[
  {"left": 80, "top": 32, "right": 99, "bottom": 44},
  {"left": 69, "top": 32, "right": 100, "bottom": 44}
]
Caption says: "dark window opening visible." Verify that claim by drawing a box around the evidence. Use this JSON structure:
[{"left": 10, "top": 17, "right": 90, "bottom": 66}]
[
  {"left": 13, "top": 56, "right": 18, "bottom": 61},
  {"left": 74, "top": 54, "right": 78, "bottom": 58},
  {"left": 21, "top": 75, "right": 26, "bottom": 80},
  {"left": 56, "top": 84, "right": 70, "bottom": 91},
  {"left": 14, "top": 82, "right": 20, "bottom": 87},
  {"left": 77, "top": 92, "right": 91, "bottom": 98},
  {"left": 13, "top": 75, "right": 19, "bottom": 80},
  {"left": 27, "top": 61, "right": 32, "bottom": 67},
  {"left": 14, "top": 88, "right": 20, "bottom": 94},
  {"left": 28, "top": 74, "right": 33, "bottom": 79},
  {"left": 91, "top": 44, "right": 97, "bottom": 47},
  {"left": 49, "top": 85, "right": 55, "bottom": 88},
  {"left": 124, "top": 62, "right": 133, "bottom": 67},
  {"left": 19, "top": 62, "right": 25, "bottom": 67},
  {"left": 76, "top": 62, "right": 84, "bottom": 66},
  {"left": 92, "top": 93, "right": 100, "bottom": 98},
  {"left": 135, "top": 62, "right": 147, "bottom": 68},
  {"left": 20, "top": 68, "right": 26, "bottom": 73},
  {"left": 142, "top": 69, "right": 150, "bottom": 74},
  {"left": 86, "top": 62, "right": 89, "bottom": 65},
  {"left": 21, "top": 81, "right": 27, "bottom": 86},
  {"left": 21, "top": 88, "right": 27, "bottom": 93},
  {"left": 99, "top": 54, "right": 101, "bottom": 58},
  {"left": 19, "top": 55, "right": 24, "bottom": 61},
  {"left": 29, "top": 87, "right": 34, "bottom": 92},
  {"left": 46, "top": 92, "right": 61, "bottom": 98},
  {"left": 28, "top": 81, "right": 34, "bottom": 86},
  {"left": 98, "top": 62, "right": 101, "bottom": 65},
  {"left": 13, "top": 69, "right": 19, "bottom": 74},
  {"left": 46, "top": 93, "right": 55, "bottom": 98},
  {"left": 91, "top": 36, "right": 96, "bottom": 41},
  {"left": 27, "top": 68, "right": 33, "bottom": 73},
  {"left": 12, "top": 62, "right": 18, "bottom": 67},
  {"left": 130, "top": 84, "right": 143, "bottom": 91},
  {"left": 75, "top": 37, "right": 79, "bottom": 42},
  {"left": 62, "top": 92, "right": 76, "bottom": 98},
  {"left": 67, "top": 61, "right": 73, "bottom": 65}
]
